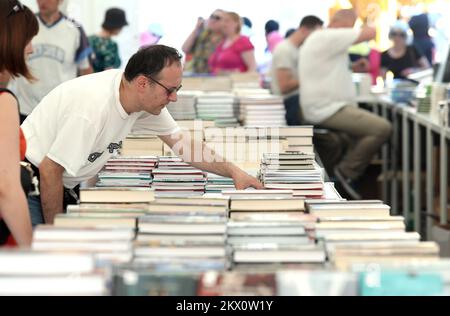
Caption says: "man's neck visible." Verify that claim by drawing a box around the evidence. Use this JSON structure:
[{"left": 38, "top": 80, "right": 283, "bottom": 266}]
[
  {"left": 100, "top": 29, "right": 112, "bottom": 39},
  {"left": 40, "top": 11, "right": 62, "bottom": 25},
  {"left": 289, "top": 30, "right": 306, "bottom": 48},
  {"left": 119, "top": 77, "right": 139, "bottom": 115}
]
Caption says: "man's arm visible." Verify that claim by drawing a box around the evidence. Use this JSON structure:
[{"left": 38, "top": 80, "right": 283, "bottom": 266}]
[
  {"left": 354, "top": 26, "right": 376, "bottom": 45},
  {"left": 39, "top": 156, "right": 65, "bottom": 224},
  {"left": 159, "top": 132, "right": 263, "bottom": 190},
  {"left": 241, "top": 50, "right": 257, "bottom": 73},
  {"left": 182, "top": 18, "right": 203, "bottom": 55},
  {"left": 277, "top": 68, "right": 299, "bottom": 94}
]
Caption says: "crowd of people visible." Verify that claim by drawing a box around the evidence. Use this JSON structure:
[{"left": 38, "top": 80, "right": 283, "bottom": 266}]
[{"left": 0, "top": 0, "right": 438, "bottom": 247}]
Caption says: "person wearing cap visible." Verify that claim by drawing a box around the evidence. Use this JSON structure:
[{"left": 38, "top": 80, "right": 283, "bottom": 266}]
[
  {"left": 381, "top": 21, "right": 430, "bottom": 80},
  {"left": 10, "top": 0, "right": 93, "bottom": 123},
  {"left": 89, "top": 8, "right": 128, "bottom": 73}
]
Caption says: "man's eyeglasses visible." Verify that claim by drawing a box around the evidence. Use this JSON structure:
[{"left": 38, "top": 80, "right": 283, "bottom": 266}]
[
  {"left": 147, "top": 76, "right": 182, "bottom": 97},
  {"left": 210, "top": 14, "right": 222, "bottom": 21},
  {"left": 7, "top": 0, "right": 25, "bottom": 17}
]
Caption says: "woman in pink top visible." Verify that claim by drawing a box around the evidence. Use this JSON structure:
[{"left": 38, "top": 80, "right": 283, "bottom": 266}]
[{"left": 208, "top": 12, "right": 257, "bottom": 74}]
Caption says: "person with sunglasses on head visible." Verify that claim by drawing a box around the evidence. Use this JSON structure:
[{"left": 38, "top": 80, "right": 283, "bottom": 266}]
[
  {"left": 21, "top": 45, "right": 263, "bottom": 226},
  {"left": 0, "top": 0, "right": 39, "bottom": 246},
  {"left": 182, "top": 9, "right": 225, "bottom": 74},
  {"left": 381, "top": 21, "right": 430, "bottom": 80},
  {"left": 10, "top": 0, "right": 93, "bottom": 124}
]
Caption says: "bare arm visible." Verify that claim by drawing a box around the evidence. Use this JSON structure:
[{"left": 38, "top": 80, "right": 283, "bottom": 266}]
[
  {"left": 241, "top": 50, "right": 257, "bottom": 73},
  {"left": 39, "top": 156, "right": 65, "bottom": 224},
  {"left": 354, "top": 26, "right": 376, "bottom": 45},
  {"left": 159, "top": 132, "right": 263, "bottom": 189},
  {"left": 0, "top": 94, "right": 32, "bottom": 246},
  {"left": 182, "top": 18, "right": 204, "bottom": 54},
  {"left": 277, "top": 68, "right": 299, "bottom": 94}
]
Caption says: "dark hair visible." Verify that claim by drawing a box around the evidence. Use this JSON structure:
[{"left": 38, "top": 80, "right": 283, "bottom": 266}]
[
  {"left": 124, "top": 45, "right": 182, "bottom": 81},
  {"left": 285, "top": 28, "right": 296, "bottom": 38},
  {"left": 242, "top": 17, "right": 252, "bottom": 29},
  {"left": 299, "top": 15, "right": 324, "bottom": 29},
  {"left": 0, "top": 0, "right": 39, "bottom": 80},
  {"left": 265, "top": 20, "right": 279, "bottom": 35},
  {"left": 102, "top": 7, "right": 128, "bottom": 31}
]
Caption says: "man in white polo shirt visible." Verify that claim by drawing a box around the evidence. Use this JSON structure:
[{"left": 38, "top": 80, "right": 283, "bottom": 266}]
[
  {"left": 299, "top": 9, "right": 392, "bottom": 199},
  {"left": 22, "top": 45, "right": 263, "bottom": 226}
]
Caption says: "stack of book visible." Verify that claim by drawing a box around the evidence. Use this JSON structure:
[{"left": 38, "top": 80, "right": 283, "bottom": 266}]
[
  {"left": 230, "top": 72, "right": 261, "bottom": 90},
  {"left": 240, "top": 95, "right": 287, "bottom": 127},
  {"left": 272, "top": 126, "right": 314, "bottom": 154},
  {"left": 32, "top": 225, "right": 135, "bottom": 265},
  {"left": 196, "top": 93, "right": 239, "bottom": 127},
  {"left": 181, "top": 76, "right": 232, "bottom": 92},
  {"left": 53, "top": 188, "right": 155, "bottom": 229},
  {"left": 0, "top": 250, "right": 107, "bottom": 295},
  {"left": 96, "top": 156, "right": 158, "bottom": 188},
  {"left": 260, "top": 152, "right": 324, "bottom": 197},
  {"left": 134, "top": 197, "right": 228, "bottom": 262},
  {"left": 121, "top": 135, "right": 164, "bottom": 156},
  {"left": 166, "top": 92, "right": 198, "bottom": 120},
  {"left": 223, "top": 190, "right": 324, "bottom": 266},
  {"left": 204, "top": 127, "right": 285, "bottom": 168},
  {"left": 152, "top": 157, "right": 206, "bottom": 196},
  {"left": 415, "top": 84, "right": 432, "bottom": 114},
  {"left": 112, "top": 264, "right": 201, "bottom": 296},
  {"left": 304, "top": 200, "right": 441, "bottom": 270},
  {"left": 205, "top": 173, "right": 235, "bottom": 193}
]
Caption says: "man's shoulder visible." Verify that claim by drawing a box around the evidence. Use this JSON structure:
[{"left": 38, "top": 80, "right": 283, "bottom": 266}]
[{"left": 273, "top": 40, "right": 295, "bottom": 56}]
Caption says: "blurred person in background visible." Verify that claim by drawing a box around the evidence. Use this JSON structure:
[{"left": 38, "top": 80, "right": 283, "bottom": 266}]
[
  {"left": 89, "top": 8, "right": 128, "bottom": 73},
  {"left": 265, "top": 20, "right": 283, "bottom": 53},
  {"left": 209, "top": 11, "right": 257, "bottom": 74},
  {"left": 11, "top": 0, "right": 92, "bottom": 123},
  {"left": 182, "top": 9, "right": 225, "bottom": 74},
  {"left": 270, "top": 15, "right": 324, "bottom": 125},
  {"left": 409, "top": 13, "right": 435, "bottom": 65},
  {"left": 140, "top": 23, "right": 164, "bottom": 48},
  {"left": 300, "top": 9, "right": 392, "bottom": 199},
  {"left": 381, "top": 21, "right": 430, "bottom": 80}
]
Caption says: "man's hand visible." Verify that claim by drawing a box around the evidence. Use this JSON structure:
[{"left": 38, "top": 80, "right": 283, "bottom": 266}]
[
  {"left": 231, "top": 168, "right": 264, "bottom": 190},
  {"left": 352, "top": 58, "right": 370, "bottom": 73}
]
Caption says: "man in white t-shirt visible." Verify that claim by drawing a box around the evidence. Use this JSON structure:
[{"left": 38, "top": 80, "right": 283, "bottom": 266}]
[
  {"left": 22, "top": 45, "right": 263, "bottom": 226},
  {"left": 299, "top": 9, "right": 392, "bottom": 199},
  {"left": 12, "top": 0, "right": 93, "bottom": 122},
  {"left": 270, "top": 15, "right": 324, "bottom": 125}
]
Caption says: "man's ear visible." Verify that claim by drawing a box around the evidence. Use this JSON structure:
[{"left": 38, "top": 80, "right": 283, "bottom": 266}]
[{"left": 136, "top": 75, "right": 149, "bottom": 91}]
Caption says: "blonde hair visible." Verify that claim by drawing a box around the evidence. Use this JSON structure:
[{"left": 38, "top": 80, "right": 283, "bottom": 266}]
[{"left": 226, "top": 12, "right": 242, "bottom": 34}]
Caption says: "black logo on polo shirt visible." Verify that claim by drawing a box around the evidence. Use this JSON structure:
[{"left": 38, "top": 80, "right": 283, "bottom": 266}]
[
  {"left": 88, "top": 152, "right": 104, "bottom": 163},
  {"left": 107, "top": 141, "right": 122, "bottom": 154}
]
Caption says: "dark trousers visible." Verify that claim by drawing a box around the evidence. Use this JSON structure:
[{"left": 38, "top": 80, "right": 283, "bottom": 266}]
[{"left": 283, "top": 94, "right": 302, "bottom": 126}]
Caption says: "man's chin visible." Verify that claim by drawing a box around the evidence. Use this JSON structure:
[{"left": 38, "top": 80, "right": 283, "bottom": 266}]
[{"left": 149, "top": 105, "right": 166, "bottom": 116}]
